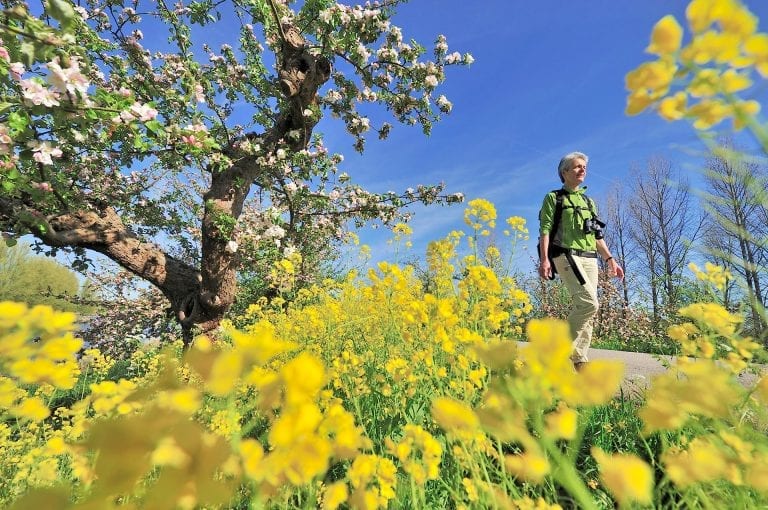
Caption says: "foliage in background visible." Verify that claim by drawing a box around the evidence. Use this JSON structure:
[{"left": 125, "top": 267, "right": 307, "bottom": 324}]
[{"left": 0, "top": 241, "right": 92, "bottom": 312}]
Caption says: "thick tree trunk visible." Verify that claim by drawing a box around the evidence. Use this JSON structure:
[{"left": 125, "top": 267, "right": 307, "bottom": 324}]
[{"left": 16, "top": 205, "right": 205, "bottom": 331}]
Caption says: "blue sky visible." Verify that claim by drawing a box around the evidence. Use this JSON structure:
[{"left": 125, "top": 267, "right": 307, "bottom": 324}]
[
  {"left": 323, "top": 0, "right": 768, "bottom": 270},
  {"left": 35, "top": 1, "right": 768, "bottom": 280}
]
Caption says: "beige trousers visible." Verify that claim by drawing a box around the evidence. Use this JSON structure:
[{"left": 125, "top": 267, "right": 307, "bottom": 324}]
[{"left": 553, "top": 254, "right": 599, "bottom": 363}]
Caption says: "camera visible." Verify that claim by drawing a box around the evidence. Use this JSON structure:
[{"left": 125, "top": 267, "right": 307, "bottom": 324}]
[{"left": 583, "top": 218, "right": 606, "bottom": 239}]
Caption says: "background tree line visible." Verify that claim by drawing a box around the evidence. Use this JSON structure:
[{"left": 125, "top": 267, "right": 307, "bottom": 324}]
[{"left": 0, "top": 241, "right": 93, "bottom": 313}]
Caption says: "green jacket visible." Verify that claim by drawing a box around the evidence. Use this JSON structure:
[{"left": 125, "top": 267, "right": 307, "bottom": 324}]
[{"left": 538, "top": 187, "right": 598, "bottom": 251}]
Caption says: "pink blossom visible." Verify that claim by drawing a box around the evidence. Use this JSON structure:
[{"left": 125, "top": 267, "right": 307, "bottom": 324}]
[
  {"left": 181, "top": 134, "right": 203, "bottom": 148},
  {"left": 46, "top": 57, "right": 90, "bottom": 100},
  {"left": 0, "top": 126, "right": 12, "bottom": 154},
  {"left": 31, "top": 181, "right": 53, "bottom": 192},
  {"left": 0, "top": 47, "right": 9, "bottom": 63},
  {"left": 27, "top": 140, "right": 63, "bottom": 165},
  {"left": 20, "top": 79, "right": 60, "bottom": 107},
  {"left": 73, "top": 6, "right": 89, "bottom": 19},
  {"left": 0, "top": 157, "right": 17, "bottom": 170},
  {"left": 129, "top": 102, "right": 158, "bottom": 121},
  {"left": 9, "top": 62, "right": 25, "bottom": 81}
]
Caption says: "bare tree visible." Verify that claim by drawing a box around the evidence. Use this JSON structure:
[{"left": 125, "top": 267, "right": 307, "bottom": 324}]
[
  {"left": 700, "top": 142, "right": 767, "bottom": 336},
  {"left": 628, "top": 156, "right": 704, "bottom": 320},
  {"left": 602, "top": 181, "right": 633, "bottom": 307}
]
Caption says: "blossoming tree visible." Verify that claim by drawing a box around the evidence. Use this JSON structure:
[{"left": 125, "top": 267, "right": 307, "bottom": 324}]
[{"left": 0, "top": 0, "right": 471, "bottom": 342}]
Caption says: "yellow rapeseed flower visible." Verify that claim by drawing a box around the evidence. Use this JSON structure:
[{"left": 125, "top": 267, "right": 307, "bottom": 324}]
[
  {"left": 462, "top": 477, "right": 480, "bottom": 502},
  {"left": 625, "top": 60, "right": 677, "bottom": 95},
  {"left": 744, "top": 33, "right": 768, "bottom": 77},
  {"left": 647, "top": 15, "right": 683, "bottom": 55},
  {"left": 569, "top": 360, "right": 625, "bottom": 406},
  {"left": 732, "top": 99, "right": 760, "bottom": 130},
  {"left": 280, "top": 435, "right": 333, "bottom": 485},
  {"left": 431, "top": 397, "right": 480, "bottom": 435},
  {"left": 721, "top": 69, "right": 752, "bottom": 93},
  {"left": 233, "top": 320, "right": 297, "bottom": 365},
  {"left": 269, "top": 402, "right": 323, "bottom": 448},
  {"left": 156, "top": 387, "right": 201, "bottom": 414},
  {"left": 348, "top": 454, "right": 397, "bottom": 509},
  {"left": 0, "top": 376, "right": 24, "bottom": 407},
  {"left": 688, "top": 98, "right": 730, "bottom": 129},
  {"left": 12, "top": 396, "right": 50, "bottom": 421},
  {"left": 206, "top": 350, "right": 243, "bottom": 396},
  {"left": 282, "top": 352, "right": 325, "bottom": 405},
  {"left": 745, "top": 452, "right": 768, "bottom": 492},
  {"left": 686, "top": 0, "right": 728, "bottom": 34},
  {"left": 678, "top": 302, "right": 742, "bottom": 336},
  {"left": 755, "top": 375, "right": 768, "bottom": 404},
  {"left": 658, "top": 91, "right": 688, "bottom": 120},
  {"left": 90, "top": 379, "right": 138, "bottom": 415},
  {"left": 717, "top": 0, "right": 757, "bottom": 39},
  {"left": 504, "top": 449, "right": 550, "bottom": 484},
  {"left": 544, "top": 406, "right": 578, "bottom": 440},
  {"left": 625, "top": 89, "right": 655, "bottom": 116},
  {"left": 592, "top": 447, "right": 653, "bottom": 505},
  {"left": 151, "top": 436, "right": 190, "bottom": 468},
  {"left": 322, "top": 481, "right": 349, "bottom": 510},
  {"left": 640, "top": 360, "right": 740, "bottom": 432},
  {"left": 464, "top": 198, "right": 497, "bottom": 231},
  {"left": 39, "top": 333, "right": 83, "bottom": 361},
  {"left": 662, "top": 436, "right": 728, "bottom": 487},
  {"left": 240, "top": 438, "right": 265, "bottom": 481}
]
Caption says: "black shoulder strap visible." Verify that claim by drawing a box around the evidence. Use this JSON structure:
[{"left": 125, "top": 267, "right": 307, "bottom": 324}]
[
  {"left": 584, "top": 194, "right": 596, "bottom": 217},
  {"left": 550, "top": 189, "right": 567, "bottom": 239}
]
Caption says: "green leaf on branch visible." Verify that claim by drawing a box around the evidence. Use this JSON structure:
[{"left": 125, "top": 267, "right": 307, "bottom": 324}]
[
  {"left": 19, "top": 41, "right": 36, "bottom": 68},
  {"left": 5, "top": 167, "right": 20, "bottom": 181},
  {"left": 44, "top": 0, "right": 77, "bottom": 31},
  {"left": 144, "top": 120, "right": 165, "bottom": 137},
  {"left": 7, "top": 111, "right": 29, "bottom": 133}
]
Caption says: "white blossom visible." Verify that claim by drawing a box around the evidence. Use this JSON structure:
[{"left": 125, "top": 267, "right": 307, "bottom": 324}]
[
  {"left": 445, "top": 52, "right": 462, "bottom": 64},
  {"left": 436, "top": 95, "right": 453, "bottom": 112},
  {"left": 27, "top": 140, "right": 63, "bottom": 165},
  {"left": 264, "top": 225, "right": 286, "bottom": 239}
]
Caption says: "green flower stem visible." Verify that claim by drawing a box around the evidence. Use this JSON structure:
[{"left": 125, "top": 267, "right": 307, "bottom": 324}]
[
  {"left": 531, "top": 411, "right": 597, "bottom": 510},
  {"left": 543, "top": 438, "right": 598, "bottom": 510}
]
